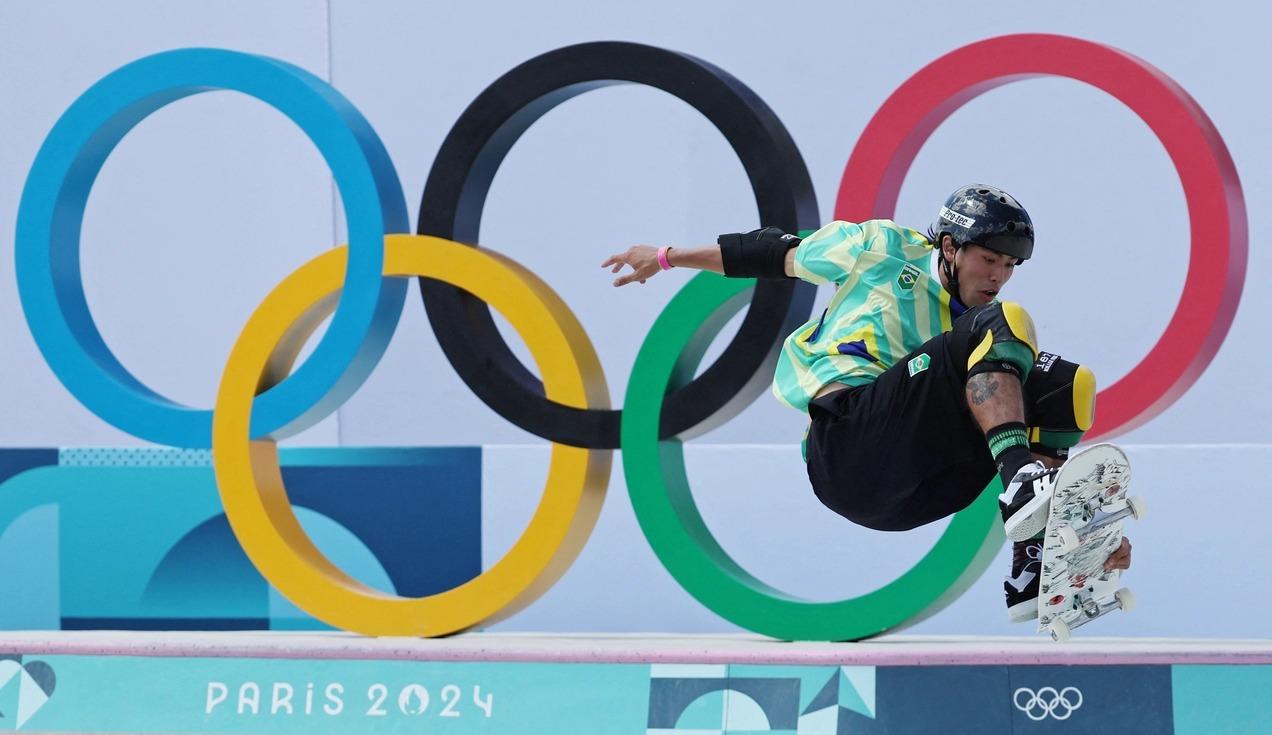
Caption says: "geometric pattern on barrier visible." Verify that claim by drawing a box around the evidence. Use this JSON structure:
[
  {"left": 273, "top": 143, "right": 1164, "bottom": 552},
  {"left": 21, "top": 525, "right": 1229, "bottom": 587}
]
[
  {"left": 0, "top": 447, "right": 480, "bottom": 631},
  {"left": 646, "top": 664, "right": 877, "bottom": 734},
  {"left": 0, "top": 656, "right": 57, "bottom": 731},
  {"left": 60, "top": 448, "right": 215, "bottom": 467},
  {"left": 645, "top": 663, "right": 1175, "bottom": 734}
]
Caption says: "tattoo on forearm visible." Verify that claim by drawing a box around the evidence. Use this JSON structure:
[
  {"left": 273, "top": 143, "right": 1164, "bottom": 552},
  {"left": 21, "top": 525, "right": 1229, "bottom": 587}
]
[{"left": 968, "top": 374, "right": 1000, "bottom": 406}]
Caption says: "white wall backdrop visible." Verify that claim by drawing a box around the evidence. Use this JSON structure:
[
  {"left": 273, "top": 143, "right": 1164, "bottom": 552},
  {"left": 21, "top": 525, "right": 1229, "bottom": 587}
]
[{"left": 0, "top": 1, "right": 1265, "bottom": 637}]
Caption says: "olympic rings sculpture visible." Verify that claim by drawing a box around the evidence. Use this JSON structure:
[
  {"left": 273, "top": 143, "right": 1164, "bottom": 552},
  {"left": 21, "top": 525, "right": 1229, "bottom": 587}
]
[{"left": 15, "top": 35, "right": 1245, "bottom": 640}]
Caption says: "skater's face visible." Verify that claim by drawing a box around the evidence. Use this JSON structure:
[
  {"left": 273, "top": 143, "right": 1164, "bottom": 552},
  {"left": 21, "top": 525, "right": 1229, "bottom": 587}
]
[{"left": 943, "top": 241, "right": 1016, "bottom": 306}]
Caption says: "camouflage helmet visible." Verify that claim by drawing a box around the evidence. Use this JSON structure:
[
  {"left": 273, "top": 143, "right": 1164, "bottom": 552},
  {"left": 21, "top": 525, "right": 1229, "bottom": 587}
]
[{"left": 931, "top": 184, "right": 1034, "bottom": 262}]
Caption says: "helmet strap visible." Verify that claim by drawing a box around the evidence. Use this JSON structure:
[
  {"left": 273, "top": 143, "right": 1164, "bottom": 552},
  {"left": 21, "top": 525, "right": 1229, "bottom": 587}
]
[{"left": 938, "top": 241, "right": 965, "bottom": 307}]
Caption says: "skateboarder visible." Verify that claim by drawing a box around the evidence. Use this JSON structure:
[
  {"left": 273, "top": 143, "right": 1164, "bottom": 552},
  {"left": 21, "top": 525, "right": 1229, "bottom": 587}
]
[{"left": 602, "top": 184, "right": 1131, "bottom": 622}]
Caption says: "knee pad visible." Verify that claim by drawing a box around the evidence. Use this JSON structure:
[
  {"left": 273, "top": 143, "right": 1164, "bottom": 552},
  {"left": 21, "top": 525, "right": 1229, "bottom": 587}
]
[
  {"left": 964, "top": 301, "right": 1039, "bottom": 381},
  {"left": 1025, "top": 352, "right": 1096, "bottom": 458}
]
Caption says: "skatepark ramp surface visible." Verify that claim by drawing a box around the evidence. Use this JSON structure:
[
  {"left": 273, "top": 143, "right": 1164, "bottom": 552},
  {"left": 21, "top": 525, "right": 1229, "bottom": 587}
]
[{"left": 0, "top": 631, "right": 1267, "bottom": 733}]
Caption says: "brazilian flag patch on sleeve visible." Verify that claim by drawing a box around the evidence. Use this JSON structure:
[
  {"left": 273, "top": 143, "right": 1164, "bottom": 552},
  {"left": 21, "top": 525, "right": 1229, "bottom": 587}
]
[{"left": 897, "top": 263, "right": 922, "bottom": 290}]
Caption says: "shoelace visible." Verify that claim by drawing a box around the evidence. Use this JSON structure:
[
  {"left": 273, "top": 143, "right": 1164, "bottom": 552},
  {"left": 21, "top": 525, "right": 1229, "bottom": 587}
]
[
  {"left": 1014, "top": 540, "right": 1043, "bottom": 569},
  {"left": 1016, "top": 465, "right": 1059, "bottom": 485}
]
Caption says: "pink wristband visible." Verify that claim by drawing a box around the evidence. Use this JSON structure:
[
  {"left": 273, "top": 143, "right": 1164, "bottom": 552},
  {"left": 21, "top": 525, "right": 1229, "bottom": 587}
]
[{"left": 657, "top": 246, "right": 673, "bottom": 271}]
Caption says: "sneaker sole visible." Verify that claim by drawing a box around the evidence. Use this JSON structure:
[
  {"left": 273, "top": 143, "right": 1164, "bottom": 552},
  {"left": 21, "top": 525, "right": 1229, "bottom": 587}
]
[
  {"left": 1007, "top": 598, "right": 1038, "bottom": 623},
  {"left": 1004, "top": 490, "right": 1051, "bottom": 541}
]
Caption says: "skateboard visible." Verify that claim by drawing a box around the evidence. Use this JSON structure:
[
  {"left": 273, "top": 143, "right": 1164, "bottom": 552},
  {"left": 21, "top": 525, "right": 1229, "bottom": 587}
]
[{"left": 1037, "top": 443, "right": 1145, "bottom": 642}]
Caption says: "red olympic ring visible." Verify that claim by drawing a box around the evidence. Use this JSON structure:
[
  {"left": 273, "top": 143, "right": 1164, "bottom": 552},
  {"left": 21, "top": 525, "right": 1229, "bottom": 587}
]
[{"left": 835, "top": 33, "right": 1246, "bottom": 440}]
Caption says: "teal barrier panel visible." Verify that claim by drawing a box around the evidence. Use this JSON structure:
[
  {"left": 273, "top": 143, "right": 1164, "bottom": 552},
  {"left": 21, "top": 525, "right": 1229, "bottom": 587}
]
[
  {"left": 1173, "top": 665, "right": 1272, "bottom": 734},
  {"left": 0, "top": 654, "right": 1222, "bottom": 733}
]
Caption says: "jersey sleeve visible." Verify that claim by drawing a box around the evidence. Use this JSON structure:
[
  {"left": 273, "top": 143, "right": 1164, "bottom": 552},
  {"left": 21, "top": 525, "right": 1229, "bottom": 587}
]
[
  {"left": 791, "top": 221, "right": 867, "bottom": 286},
  {"left": 793, "top": 220, "right": 933, "bottom": 285}
]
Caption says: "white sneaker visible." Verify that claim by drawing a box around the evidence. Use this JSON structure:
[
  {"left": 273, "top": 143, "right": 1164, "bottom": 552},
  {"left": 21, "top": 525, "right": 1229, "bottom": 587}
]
[{"left": 999, "top": 461, "right": 1057, "bottom": 541}]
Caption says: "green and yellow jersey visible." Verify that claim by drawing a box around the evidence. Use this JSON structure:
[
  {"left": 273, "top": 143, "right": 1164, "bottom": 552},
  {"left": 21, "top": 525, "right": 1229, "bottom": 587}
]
[{"left": 772, "top": 219, "right": 968, "bottom": 412}]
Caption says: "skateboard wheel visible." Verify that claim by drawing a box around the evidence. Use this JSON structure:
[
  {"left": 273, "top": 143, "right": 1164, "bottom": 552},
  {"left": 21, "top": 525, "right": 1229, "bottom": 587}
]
[
  {"left": 1048, "top": 617, "right": 1072, "bottom": 643},
  {"left": 1056, "top": 525, "right": 1080, "bottom": 554},
  {"left": 1127, "top": 495, "right": 1147, "bottom": 520},
  {"left": 1115, "top": 587, "right": 1136, "bottom": 613}
]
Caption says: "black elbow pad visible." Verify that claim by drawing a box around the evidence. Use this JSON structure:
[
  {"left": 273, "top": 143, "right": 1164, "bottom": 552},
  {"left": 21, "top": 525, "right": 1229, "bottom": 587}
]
[{"left": 718, "top": 227, "right": 801, "bottom": 278}]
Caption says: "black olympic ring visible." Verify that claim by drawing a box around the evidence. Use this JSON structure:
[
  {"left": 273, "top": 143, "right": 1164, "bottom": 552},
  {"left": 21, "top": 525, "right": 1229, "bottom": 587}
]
[
  {"left": 1013, "top": 686, "right": 1084, "bottom": 721},
  {"left": 417, "top": 41, "right": 820, "bottom": 448}
]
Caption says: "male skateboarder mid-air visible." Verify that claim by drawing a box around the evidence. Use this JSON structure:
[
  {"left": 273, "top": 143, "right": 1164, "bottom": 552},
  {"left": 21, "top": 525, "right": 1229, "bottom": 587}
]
[{"left": 602, "top": 184, "right": 1132, "bottom": 623}]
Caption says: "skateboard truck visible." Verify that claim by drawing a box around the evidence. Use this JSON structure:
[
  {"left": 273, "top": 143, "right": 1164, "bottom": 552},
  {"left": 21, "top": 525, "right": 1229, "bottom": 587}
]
[
  {"left": 1052, "top": 495, "right": 1147, "bottom": 554},
  {"left": 1044, "top": 588, "right": 1135, "bottom": 642}
]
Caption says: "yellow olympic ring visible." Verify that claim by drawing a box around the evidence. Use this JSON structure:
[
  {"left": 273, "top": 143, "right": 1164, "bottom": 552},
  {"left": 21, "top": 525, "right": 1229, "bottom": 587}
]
[{"left": 212, "top": 234, "right": 611, "bottom": 636}]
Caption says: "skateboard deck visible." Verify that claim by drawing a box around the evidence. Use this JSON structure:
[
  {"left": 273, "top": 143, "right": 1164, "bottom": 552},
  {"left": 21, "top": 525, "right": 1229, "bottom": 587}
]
[{"left": 1037, "top": 443, "right": 1144, "bottom": 641}]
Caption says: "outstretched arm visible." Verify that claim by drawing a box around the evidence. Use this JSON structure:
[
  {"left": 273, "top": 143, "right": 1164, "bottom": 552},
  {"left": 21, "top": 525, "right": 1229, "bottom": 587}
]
[
  {"left": 602, "top": 228, "right": 800, "bottom": 287},
  {"left": 601, "top": 245, "right": 724, "bottom": 287}
]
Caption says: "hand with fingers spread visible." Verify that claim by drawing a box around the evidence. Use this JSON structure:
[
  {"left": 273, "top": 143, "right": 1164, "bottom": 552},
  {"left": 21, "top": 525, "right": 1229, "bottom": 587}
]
[
  {"left": 602, "top": 241, "right": 728, "bottom": 287},
  {"left": 602, "top": 245, "right": 664, "bottom": 286},
  {"left": 1104, "top": 536, "right": 1132, "bottom": 572}
]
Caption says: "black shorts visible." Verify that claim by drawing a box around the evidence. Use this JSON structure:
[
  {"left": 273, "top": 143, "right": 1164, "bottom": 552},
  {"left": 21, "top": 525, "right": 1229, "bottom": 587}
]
[{"left": 804, "top": 314, "right": 996, "bottom": 532}]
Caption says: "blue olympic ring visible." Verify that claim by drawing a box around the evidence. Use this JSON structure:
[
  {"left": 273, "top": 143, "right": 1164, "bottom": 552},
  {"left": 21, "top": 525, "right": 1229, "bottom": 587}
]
[{"left": 15, "top": 49, "right": 409, "bottom": 448}]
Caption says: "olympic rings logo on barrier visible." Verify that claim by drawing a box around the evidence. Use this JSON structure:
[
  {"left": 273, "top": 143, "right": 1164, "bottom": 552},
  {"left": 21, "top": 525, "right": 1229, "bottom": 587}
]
[
  {"left": 15, "top": 36, "right": 1246, "bottom": 640},
  {"left": 1013, "top": 686, "right": 1084, "bottom": 721}
]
